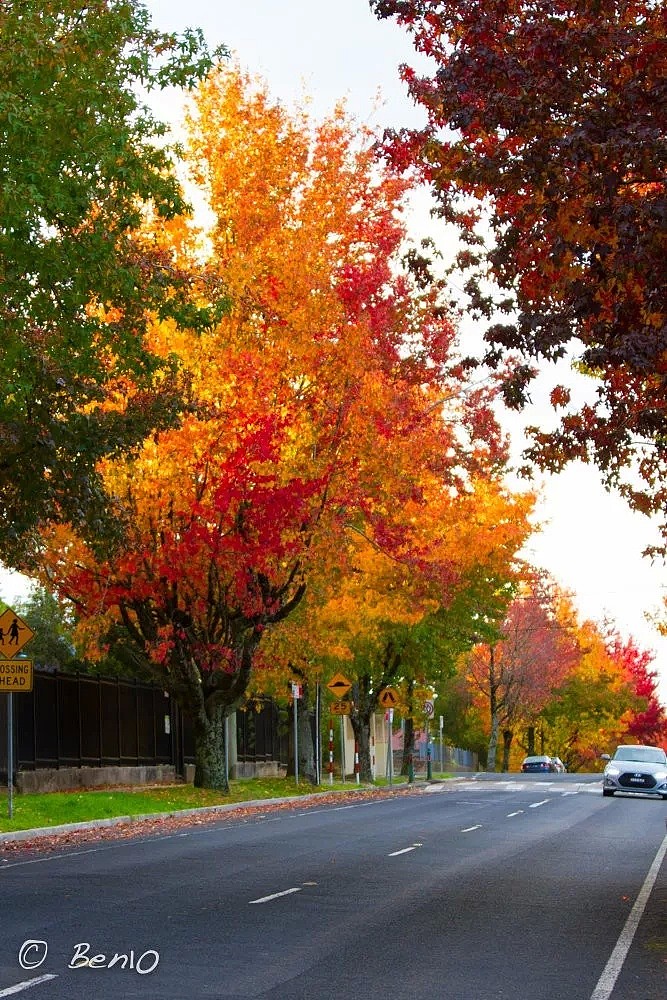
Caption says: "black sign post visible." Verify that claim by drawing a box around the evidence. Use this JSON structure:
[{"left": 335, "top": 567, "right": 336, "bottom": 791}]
[{"left": 0, "top": 607, "right": 35, "bottom": 818}]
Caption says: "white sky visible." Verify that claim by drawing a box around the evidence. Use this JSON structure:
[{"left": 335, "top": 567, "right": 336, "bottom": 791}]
[{"left": 3, "top": 0, "right": 666, "bottom": 704}]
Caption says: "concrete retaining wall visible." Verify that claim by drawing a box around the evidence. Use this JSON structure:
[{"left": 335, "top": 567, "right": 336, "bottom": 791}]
[
  {"left": 17, "top": 764, "right": 177, "bottom": 794},
  {"left": 182, "top": 761, "right": 286, "bottom": 783}
]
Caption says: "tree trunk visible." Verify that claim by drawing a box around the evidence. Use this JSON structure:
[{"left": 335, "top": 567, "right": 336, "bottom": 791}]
[
  {"left": 292, "top": 684, "right": 317, "bottom": 785},
  {"left": 526, "top": 725, "right": 536, "bottom": 756},
  {"left": 501, "top": 728, "right": 513, "bottom": 772},
  {"left": 487, "top": 711, "right": 499, "bottom": 772},
  {"left": 486, "top": 645, "right": 499, "bottom": 772},
  {"left": 286, "top": 672, "right": 318, "bottom": 785},
  {"left": 349, "top": 672, "right": 380, "bottom": 782},
  {"left": 349, "top": 710, "right": 373, "bottom": 782},
  {"left": 192, "top": 702, "right": 229, "bottom": 792},
  {"left": 401, "top": 716, "right": 415, "bottom": 776}
]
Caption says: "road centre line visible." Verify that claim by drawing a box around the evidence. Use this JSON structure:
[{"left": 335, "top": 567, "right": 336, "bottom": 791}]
[
  {"left": 461, "top": 825, "right": 483, "bottom": 833},
  {"left": 590, "top": 832, "right": 667, "bottom": 1000},
  {"left": 529, "top": 799, "right": 550, "bottom": 808},
  {"left": 0, "top": 975, "right": 58, "bottom": 997},
  {"left": 507, "top": 810, "right": 524, "bottom": 817},
  {"left": 249, "top": 887, "right": 302, "bottom": 905},
  {"left": 388, "top": 846, "right": 417, "bottom": 856}
]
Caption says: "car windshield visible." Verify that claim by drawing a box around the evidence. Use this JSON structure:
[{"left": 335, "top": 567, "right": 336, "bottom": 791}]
[{"left": 613, "top": 747, "right": 667, "bottom": 765}]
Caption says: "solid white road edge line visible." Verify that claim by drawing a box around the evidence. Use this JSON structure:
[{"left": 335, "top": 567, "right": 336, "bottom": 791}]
[
  {"left": 590, "top": 832, "right": 667, "bottom": 1000},
  {"left": 0, "top": 975, "right": 58, "bottom": 997},
  {"left": 248, "top": 887, "right": 302, "bottom": 904}
]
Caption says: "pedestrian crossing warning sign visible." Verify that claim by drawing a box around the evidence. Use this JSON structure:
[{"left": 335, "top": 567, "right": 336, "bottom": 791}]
[
  {"left": 0, "top": 608, "right": 34, "bottom": 659},
  {"left": 378, "top": 688, "right": 399, "bottom": 708}
]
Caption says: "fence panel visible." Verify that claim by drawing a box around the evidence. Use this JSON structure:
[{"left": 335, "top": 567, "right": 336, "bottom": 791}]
[{"left": 1, "top": 669, "right": 302, "bottom": 779}]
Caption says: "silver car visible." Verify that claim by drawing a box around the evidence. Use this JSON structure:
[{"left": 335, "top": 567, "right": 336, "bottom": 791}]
[{"left": 601, "top": 744, "right": 667, "bottom": 799}]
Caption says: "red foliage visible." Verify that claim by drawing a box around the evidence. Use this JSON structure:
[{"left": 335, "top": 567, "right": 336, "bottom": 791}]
[{"left": 606, "top": 634, "right": 667, "bottom": 746}]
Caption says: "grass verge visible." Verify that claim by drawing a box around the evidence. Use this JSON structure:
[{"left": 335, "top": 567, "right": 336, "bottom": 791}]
[{"left": 0, "top": 777, "right": 364, "bottom": 834}]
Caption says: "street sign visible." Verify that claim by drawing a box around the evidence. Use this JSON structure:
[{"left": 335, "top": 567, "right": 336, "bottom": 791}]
[
  {"left": 0, "top": 608, "right": 34, "bottom": 659},
  {"left": 0, "top": 660, "right": 33, "bottom": 692},
  {"left": 291, "top": 683, "right": 303, "bottom": 699},
  {"left": 327, "top": 672, "right": 352, "bottom": 699},
  {"left": 423, "top": 699, "right": 434, "bottom": 717},
  {"left": 378, "top": 687, "right": 399, "bottom": 708},
  {"left": 330, "top": 701, "right": 351, "bottom": 715}
]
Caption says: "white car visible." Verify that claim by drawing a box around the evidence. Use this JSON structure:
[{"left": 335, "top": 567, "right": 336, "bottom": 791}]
[{"left": 601, "top": 745, "right": 667, "bottom": 799}]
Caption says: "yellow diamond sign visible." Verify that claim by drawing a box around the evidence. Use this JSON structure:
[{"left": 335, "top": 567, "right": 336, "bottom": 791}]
[
  {"left": 0, "top": 608, "right": 34, "bottom": 659},
  {"left": 327, "top": 672, "right": 352, "bottom": 699},
  {"left": 378, "top": 687, "right": 400, "bottom": 708}
]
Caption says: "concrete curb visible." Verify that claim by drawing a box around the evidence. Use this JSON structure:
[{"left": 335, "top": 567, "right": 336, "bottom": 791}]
[{"left": 0, "top": 783, "right": 427, "bottom": 846}]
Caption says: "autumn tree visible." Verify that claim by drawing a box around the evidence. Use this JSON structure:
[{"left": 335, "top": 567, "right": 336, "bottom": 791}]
[
  {"left": 0, "top": 1, "right": 226, "bottom": 561},
  {"left": 261, "top": 480, "right": 533, "bottom": 781},
  {"left": 539, "top": 620, "right": 643, "bottom": 771},
  {"left": 371, "top": 0, "right": 667, "bottom": 543},
  {"left": 464, "top": 575, "right": 578, "bottom": 771},
  {"left": 28, "top": 67, "right": 516, "bottom": 790},
  {"left": 605, "top": 633, "right": 667, "bottom": 746}
]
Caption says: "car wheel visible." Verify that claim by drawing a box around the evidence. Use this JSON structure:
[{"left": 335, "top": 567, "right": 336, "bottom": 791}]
[{"left": 602, "top": 789, "right": 614, "bottom": 797}]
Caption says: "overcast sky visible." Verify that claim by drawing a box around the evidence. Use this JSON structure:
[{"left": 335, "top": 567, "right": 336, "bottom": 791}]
[{"left": 3, "top": 1, "right": 666, "bottom": 703}]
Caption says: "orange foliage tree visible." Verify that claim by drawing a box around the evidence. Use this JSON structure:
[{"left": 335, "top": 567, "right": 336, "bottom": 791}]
[
  {"left": 260, "top": 477, "right": 533, "bottom": 780},
  {"left": 29, "top": 67, "right": 513, "bottom": 789},
  {"left": 539, "top": 621, "right": 646, "bottom": 771}
]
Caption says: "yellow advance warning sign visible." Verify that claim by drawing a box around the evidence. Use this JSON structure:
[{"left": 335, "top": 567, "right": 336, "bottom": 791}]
[{"left": 0, "top": 660, "right": 34, "bottom": 692}]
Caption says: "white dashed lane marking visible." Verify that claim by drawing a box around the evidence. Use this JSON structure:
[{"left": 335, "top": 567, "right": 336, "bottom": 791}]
[{"left": 249, "top": 887, "right": 302, "bottom": 905}]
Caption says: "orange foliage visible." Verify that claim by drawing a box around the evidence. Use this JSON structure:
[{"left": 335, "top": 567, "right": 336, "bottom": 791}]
[{"left": 30, "top": 68, "right": 522, "bottom": 779}]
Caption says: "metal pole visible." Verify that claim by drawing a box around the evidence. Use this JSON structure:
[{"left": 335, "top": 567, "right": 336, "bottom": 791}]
[
  {"left": 294, "top": 694, "right": 299, "bottom": 786},
  {"left": 339, "top": 715, "right": 345, "bottom": 782},
  {"left": 328, "top": 718, "right": 334, "bottom": 785},
  {"left": 426, "top": 717, "right": 432, "bottom": 780},
  {"left": 315, "top": 681, "right": 320, "bottom": 785},
  {"left": 440, "top": 716, "right": 444, "bottom": 777},
  {"left": 8, "top": 693, "right": 13, "bottom": 819},
  {"left": 387, "top": 712, "right": 393, "bottom": 786},
  {"left": 224, "top": 714, "right": 229, "bottom": 786}
]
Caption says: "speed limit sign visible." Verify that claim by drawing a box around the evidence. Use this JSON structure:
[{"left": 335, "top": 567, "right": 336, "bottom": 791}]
[{"left": 423, "top": 700, "right": 434, "bottom": 717}]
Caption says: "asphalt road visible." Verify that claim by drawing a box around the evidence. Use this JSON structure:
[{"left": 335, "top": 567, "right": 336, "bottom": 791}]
[{"left": 1, "top": 774, "right": 665, "bottom": 1000}]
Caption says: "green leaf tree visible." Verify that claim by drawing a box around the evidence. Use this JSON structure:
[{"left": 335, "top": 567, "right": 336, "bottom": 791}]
[
  {"left": 10, "top": 586, "right": 76, "bottom": 671},
  {"left": 0, "top": 1, "right": 226, "bottom": 561}
]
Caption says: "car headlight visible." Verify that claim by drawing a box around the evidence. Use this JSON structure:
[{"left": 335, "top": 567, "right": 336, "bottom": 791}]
[
  {"left": 605, "top": 766, "right": 620, "bottom": 777},
  {"left": 653, "top": 770, "right": 667, "bottom": 781}
]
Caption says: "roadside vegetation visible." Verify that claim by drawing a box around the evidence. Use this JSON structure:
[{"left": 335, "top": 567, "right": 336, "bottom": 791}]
[{"left": 0, "top": 778, "right": 360, "bottom": 835}]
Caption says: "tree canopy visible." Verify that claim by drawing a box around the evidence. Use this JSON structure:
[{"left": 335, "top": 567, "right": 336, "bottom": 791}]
[
  {"left": 0, "top": 1, "right": 226, "bottom": 559},
  {"left": 26, "top": 66, "right": 528, "bottom": 787},
  {"left": 371, "top": 0, "right": 667, "bottom": 544}
]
